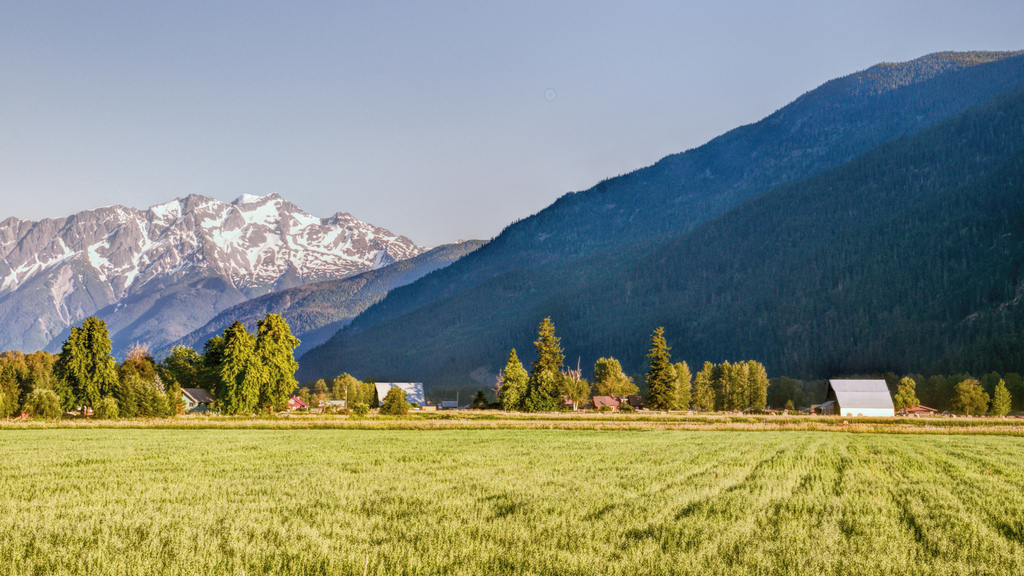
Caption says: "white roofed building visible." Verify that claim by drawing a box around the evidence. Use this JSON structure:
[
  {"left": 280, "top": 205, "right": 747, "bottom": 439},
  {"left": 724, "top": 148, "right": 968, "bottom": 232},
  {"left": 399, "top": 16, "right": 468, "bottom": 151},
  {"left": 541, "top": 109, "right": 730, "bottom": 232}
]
[
  {"left": 818, "top": 379, "right": 895, "bottom": 417},
  {"left": 374, "top": 382, "right": 426, "bottom": 406}
]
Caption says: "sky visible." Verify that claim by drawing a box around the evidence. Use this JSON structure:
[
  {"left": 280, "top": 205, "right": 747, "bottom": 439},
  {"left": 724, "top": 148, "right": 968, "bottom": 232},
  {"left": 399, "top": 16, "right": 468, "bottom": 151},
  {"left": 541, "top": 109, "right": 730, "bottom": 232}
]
[{"left": 1, "top": 2, "right": 1022, "bottom": 247}]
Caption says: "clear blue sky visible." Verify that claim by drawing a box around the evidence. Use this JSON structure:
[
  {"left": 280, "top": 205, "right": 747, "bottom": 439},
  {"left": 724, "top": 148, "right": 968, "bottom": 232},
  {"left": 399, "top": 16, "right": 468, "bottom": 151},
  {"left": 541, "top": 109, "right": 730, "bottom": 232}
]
[{"left": 2, "top": 1, "right": 1022, "bottom": 246}]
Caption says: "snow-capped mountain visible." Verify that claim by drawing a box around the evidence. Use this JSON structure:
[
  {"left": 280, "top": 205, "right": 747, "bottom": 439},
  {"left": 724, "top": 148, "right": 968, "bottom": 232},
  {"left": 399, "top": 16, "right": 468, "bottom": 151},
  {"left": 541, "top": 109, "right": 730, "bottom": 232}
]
[{"left": 0, "top": 193, "right": 423, "bottom": 355}]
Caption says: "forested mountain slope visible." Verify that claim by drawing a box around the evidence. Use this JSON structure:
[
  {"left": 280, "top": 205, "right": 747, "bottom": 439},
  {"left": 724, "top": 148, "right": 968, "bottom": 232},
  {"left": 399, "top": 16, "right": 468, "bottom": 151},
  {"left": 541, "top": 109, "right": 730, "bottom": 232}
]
[
  {"left": 162, "top": 240, "right": 483, "bottom": 358},
  {"left": 299, "top": 56, "right": 1024, "bottom": 386},
  {"left": 326, "top": 51, "right": 1024, "bottom": 344}
]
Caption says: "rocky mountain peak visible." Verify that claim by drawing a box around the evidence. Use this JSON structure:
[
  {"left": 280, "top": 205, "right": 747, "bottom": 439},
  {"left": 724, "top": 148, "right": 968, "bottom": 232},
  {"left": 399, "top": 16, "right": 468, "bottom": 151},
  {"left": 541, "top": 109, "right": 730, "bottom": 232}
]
[{"left": 0, "top": 195, "right": 424, "bottom": 354}]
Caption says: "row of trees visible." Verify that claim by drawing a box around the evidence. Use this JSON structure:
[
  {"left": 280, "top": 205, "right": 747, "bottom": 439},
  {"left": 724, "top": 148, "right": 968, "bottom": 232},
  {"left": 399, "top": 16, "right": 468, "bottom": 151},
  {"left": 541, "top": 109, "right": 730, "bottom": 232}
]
[
  {"left": 494, "top": 319, "right": 770, "bottom": 412},
  {"left": 0, "top": 318, "right": 182, "bottom": 419},
  {"left": 893, "top": 376, "right": 1014, "bottom": 416},
  {"left": 0, "top": 313, "right": 302, "bottom": 419},
  {"left": 300, "top": 373, "right": 377, "bottom": 412}
]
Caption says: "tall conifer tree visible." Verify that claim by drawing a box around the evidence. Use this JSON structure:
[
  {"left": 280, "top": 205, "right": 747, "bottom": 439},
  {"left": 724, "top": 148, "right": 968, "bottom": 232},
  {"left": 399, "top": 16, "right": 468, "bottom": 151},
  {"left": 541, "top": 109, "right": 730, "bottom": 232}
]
[
  {"left": 255, "top": 314, "right": 301, "bottom": 411},
  {"left": 215, "top": 322, "right": 266, "bottom": 414},
  {"left": 645, "top": 327, "right": 676, "bottom": 410},
  {"left": 746, "top": 361, "right": 770, "bottom": 410},
  {"left": 991, "top": 379, "right": 1012, "bottom": 417},
  {"left": 524, "top": 318, "right": 565, "bottom": 411},
  {"left": 53, "top": 317, "right": 119, "bottom": 414},
  {"left": 498, "top": 349, "right": 528, "bottom": 411},
  {"left": 674, "top": 361, "right": 692, "bottom": 410},
  {"left": 691, "top": 362, "right": 716, "bottom": 412}
]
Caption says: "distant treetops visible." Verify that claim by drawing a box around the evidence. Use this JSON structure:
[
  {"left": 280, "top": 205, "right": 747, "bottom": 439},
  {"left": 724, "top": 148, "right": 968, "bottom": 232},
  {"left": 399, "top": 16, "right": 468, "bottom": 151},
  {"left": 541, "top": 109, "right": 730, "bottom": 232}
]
[{"left": 495, "top": 318, "right": 770, "bottom": 412}]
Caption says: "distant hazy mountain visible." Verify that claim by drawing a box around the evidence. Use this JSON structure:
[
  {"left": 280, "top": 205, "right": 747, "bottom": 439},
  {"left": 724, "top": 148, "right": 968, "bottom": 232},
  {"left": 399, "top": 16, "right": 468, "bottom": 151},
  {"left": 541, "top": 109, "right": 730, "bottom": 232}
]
[
  {"left": 161, "top": 239, "right": 484, "bottom": 358},
  {"left": 0, "top": 193, "right": 423, "bottom": 355},
  {"left": 298, "top": 51, "right": 1024, "bottom": 386}
]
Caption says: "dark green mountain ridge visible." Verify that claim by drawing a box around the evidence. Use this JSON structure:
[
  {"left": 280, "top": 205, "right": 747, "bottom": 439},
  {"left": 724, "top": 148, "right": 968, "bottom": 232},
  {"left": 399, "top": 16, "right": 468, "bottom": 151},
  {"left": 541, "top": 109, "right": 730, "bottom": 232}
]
[{"left": 298, "top": 51, "right": 1024, "bottom": 386}]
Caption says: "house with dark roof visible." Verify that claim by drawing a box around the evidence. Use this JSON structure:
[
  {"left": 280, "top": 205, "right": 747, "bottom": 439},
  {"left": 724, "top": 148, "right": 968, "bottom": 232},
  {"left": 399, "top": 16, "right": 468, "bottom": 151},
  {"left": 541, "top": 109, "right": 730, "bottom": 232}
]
[{"left": 181, "top": 388, "right": 215, "bottom": 413}]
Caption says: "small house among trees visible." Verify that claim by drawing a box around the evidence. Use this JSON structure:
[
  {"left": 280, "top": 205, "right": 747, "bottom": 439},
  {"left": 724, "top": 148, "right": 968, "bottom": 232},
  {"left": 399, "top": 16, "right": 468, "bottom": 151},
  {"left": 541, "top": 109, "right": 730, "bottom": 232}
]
[
  {"left": 181, "top": 388, "right": 215, "bottom": 413},
  {"left": 816, "top": 379, "right": 895, "bottom": 417}
]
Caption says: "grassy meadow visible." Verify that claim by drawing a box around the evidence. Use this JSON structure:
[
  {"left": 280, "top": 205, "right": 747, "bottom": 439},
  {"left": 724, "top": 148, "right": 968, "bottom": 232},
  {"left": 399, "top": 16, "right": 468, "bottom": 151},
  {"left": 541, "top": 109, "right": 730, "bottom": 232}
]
[{"left": 2, "top": 429, "right": 1023, "bottom": 575}]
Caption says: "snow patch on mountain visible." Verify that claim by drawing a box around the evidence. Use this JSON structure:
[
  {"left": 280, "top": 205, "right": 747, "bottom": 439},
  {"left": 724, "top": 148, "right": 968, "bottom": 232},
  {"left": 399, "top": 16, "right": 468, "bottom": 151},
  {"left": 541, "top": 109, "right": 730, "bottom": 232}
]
[{"left": 0, "top": 194, "right": 425, "bottom": 353}]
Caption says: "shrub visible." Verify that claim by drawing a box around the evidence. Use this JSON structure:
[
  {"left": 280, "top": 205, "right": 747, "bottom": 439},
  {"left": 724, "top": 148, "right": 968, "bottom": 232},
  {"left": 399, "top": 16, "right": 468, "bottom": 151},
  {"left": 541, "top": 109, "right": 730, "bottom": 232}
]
[
  {"left": 94, "top": 397, "right": 120, "bottom": 420},
  {"left": 350, "top": 402, "right": 369, "bottom": 416},
  {"left": 620, "top": 402, "right": 635, "bottom": 412},
  {"left": 24, "top": 389, "right": 62, "bottom": 420}
]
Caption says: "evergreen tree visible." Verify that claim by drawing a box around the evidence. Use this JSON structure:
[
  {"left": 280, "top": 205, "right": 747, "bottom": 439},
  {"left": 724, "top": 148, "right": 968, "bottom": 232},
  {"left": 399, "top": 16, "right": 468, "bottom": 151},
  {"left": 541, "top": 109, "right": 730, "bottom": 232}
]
[
  {"left": 53, "top": 317, "right": 119, "bottom": 414},
  {"left": 691, "top": 362, "right": 716, "bottom": 411},
  {"left": 215, "top": 322, "right": 266, "bottom": 415},
  {"left": 645, "top": 327, "right": 677, "bottom": 410},
  {"left": 529, "top": 318, "right": 564, "bottom": 381},
  {"left": 893, "top": 376, "right": 920, "bottom": 409},
  {"left": 746, "top": 361, "right": 770, "bottom": 410},
  {"left": 593, "top": 357, "right": 638, "bottom": 397},
  {"left": 471, "top": 390, "right": 489, "bottom": 409},
  {"left": 715, "top": 361, "right": 741, "bottom": 411},
  {"left": 524, "top": 318, "right": 565, "bottom": 412},
  {"left": 950, "top": 378, "right": 990, "bottom": 416},
  {"left": 161, "top": 346, "right": 203, "bottom": 389},
  {"left": 991, "top": 379, "right": 1012, "bottom": 417},
  {"left": 523, "top": 370, "right": 562, "bottom": 412},
  {"left": 200, "top": 336, "right": 226, "bottom": 392},
  {"left": 673, "top": 361, "right": 692, "bottom": 410},
  {"left": 497, "top": 349, "right": 528, "bottom": 411},
  {"left": 255, "top": 314, "right": 301, "bottom": 411}
]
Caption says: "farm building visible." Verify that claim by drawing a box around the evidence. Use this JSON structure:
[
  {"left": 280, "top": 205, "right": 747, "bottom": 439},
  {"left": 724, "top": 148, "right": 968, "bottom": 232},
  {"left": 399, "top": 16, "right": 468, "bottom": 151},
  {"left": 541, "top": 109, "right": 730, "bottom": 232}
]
[
  {"left": 181, "top": 388, "right": 215, "bottom": 413},
  {"left": 374, "top": 382, "right": 426, "bottom": 406},
  {"left": 287, "top": 396, "right": 308, "bottom": 411},
  {"left": 592, "top": 396, "right": 621, "bottom": 410},
  {"left": 817, "top": 379, "right": 895, "bottom": 417}
]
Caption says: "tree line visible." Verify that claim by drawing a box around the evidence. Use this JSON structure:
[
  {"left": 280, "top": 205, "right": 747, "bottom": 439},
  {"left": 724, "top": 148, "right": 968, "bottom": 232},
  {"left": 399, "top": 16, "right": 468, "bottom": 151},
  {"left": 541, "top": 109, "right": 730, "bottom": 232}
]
[
  {"left": 0, "top": 314, "right": 301, "bottom": 419},
  {"left": 494, "top": 319, "right": 771, "bottom": 412}
]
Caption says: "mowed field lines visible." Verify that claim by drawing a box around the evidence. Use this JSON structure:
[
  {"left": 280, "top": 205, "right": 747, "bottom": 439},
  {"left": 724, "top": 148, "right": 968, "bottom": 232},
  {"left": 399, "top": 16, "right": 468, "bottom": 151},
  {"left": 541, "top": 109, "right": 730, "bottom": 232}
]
[{"left": 1, "top": 430, "right": 1023, "bottom": 575}]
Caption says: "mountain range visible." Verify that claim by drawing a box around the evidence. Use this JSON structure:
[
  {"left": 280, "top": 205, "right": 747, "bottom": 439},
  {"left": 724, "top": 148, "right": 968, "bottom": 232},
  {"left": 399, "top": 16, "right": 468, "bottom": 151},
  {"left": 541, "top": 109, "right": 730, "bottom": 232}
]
[
  {"left": 297, "top": 50, "right": 1024, "bottom": 387},
  {"left": 0, "top": 193, "right": 424, "bottom": 355}
]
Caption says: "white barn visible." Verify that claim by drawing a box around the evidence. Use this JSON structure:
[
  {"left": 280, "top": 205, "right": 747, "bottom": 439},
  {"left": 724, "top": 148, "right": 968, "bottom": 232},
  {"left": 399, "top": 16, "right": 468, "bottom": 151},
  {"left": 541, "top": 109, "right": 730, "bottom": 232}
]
[
  {"left": 374, "top": 382, "right": 426, "bottom": 406},
  {"left": 818, "top": 379, "right": 895, "bottom": 417}
]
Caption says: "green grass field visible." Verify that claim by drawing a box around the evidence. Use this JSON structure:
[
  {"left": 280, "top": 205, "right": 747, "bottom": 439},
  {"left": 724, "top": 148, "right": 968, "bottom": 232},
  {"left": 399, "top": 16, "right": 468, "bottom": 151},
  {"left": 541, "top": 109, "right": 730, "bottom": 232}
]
[{"left": 2, "top": 430, "right": 1023, "bottom": 575}]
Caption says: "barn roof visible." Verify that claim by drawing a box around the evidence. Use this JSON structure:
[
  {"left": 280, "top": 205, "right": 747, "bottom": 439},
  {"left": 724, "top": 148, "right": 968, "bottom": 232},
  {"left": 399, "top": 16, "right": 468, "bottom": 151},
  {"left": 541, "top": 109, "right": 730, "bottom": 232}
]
[
  {"left": 374, "top": 382, "right": 426, "bottom": 406},
  {"left": 828, "top": 380, "right": 895, "bottom": 413},
  {"left": 182, "top": 388, "right": 215, "bottom": 404}
]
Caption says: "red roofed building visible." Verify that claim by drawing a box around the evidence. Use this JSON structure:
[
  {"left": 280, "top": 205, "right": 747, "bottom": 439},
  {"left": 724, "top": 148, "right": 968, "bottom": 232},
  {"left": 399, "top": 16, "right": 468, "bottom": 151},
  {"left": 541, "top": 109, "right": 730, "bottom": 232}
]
[{"left": 287, "top": 396, "right": 308, "bottom": 411}]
